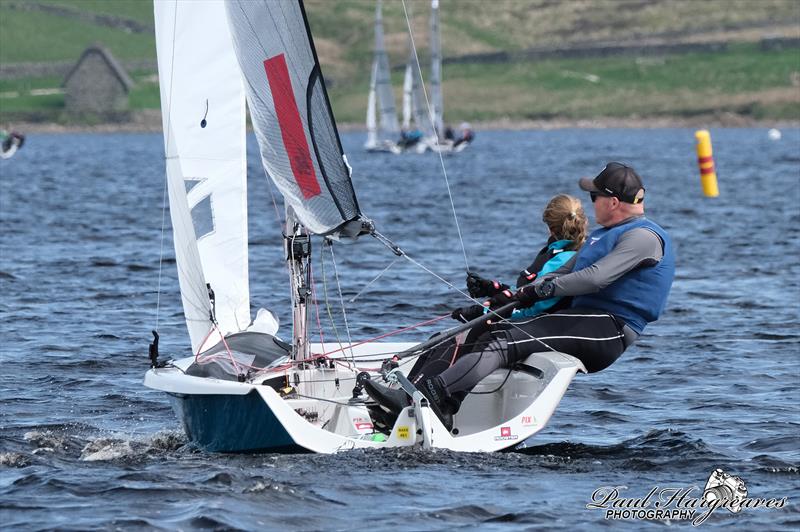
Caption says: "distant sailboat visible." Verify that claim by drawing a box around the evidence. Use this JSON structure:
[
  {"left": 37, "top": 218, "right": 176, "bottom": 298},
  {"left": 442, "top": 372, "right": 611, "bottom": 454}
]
[
  {"left": 429, "top": 0, "right": 444, "bottom": 139},
  {"left": 0, "top": 130, "right": 25, "bottom": 159},
  {"left": 365, "top": 0, "right": 401, "bottom": 153},
  {"left": 144, "top": 0, "right": 581, "bottom": 454},
  {"left": 399, "top": 1, "right": 434, "bottom": 153},
  {"left": 422, "top": 0, "right": 473, "bottom": 153}
]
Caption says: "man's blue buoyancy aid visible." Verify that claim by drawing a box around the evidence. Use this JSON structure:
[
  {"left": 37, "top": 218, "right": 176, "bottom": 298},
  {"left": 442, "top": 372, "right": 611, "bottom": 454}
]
[
  {"left": 571, "top": 217, "right": 675, "bottom": 334},
  {"left": 512, "top": 239, "right": 576, "bottom": 318}
]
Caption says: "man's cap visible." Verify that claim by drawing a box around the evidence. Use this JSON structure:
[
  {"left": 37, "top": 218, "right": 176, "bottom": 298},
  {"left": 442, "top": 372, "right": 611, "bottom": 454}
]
[{"left": 579, "top": 162, "right": 645, "bottom": 204}]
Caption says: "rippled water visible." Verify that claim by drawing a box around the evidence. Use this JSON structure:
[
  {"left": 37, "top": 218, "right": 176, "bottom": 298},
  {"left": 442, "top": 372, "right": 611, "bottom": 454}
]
[{"left": 1, "top": 128, "right": 798, "bottom": 530}]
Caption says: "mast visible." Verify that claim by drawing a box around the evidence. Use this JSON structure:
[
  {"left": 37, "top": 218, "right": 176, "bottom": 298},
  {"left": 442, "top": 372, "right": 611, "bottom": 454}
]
[{"left": 285, "top": 209, "right": 311, "bottom": 363}]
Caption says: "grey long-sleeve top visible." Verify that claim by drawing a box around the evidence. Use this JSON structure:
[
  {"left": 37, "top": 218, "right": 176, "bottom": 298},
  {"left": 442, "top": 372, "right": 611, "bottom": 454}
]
[{"left": 542, "top": 218, "right": 665, "bottom": 298}]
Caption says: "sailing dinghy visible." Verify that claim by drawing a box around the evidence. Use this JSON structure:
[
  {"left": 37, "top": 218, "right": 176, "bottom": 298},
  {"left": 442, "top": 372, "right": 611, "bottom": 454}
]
[
  {"left": 144, "top": 0, "right": 584, "bottom": 454},
  {"left": 421, "top": 0, "right": 472, "bottom": 154},
  {"left": 364, "top": 0, "right": 401, "bottom": 154}
]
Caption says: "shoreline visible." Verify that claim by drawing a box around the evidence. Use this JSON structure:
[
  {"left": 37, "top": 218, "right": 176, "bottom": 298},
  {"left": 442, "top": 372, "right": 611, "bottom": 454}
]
[{"left": 2, "top": 111, "right": 797, "bottom": 134}]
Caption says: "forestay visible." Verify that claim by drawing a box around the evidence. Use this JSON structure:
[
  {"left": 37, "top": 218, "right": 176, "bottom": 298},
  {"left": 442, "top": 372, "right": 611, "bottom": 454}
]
[
  {"left": 225, "top": 0, "right": 365, "bottom": 238},
  {"left": 154, "top": 0, "right": 249, "bottom": 353}
]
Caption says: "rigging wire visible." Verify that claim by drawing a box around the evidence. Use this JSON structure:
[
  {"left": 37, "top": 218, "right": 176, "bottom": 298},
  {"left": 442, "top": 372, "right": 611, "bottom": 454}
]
[
  {"left": 370, "top": 229, "right": 559, "bottom": 355},
  {"left": 328, "top": 244, "right": 357, "bottom": 365},
  {"left": 400, "top": 0, "right": 470, "bottom": 273},
  {"left": 318, "top": 243, "right": 350, "bottom": 363},
  {"left": 348, "top": 255, "right": 400, "bottom": 303}
]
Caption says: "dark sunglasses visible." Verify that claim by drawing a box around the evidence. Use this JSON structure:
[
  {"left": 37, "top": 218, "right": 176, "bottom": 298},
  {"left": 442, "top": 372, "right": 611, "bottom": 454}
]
[{"left": 590, "top": 191, "right": 613, "bottom": 202}]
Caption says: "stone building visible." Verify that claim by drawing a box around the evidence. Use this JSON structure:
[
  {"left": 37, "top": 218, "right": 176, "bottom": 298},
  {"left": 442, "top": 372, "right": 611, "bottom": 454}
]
[{"left": 62, "top": 44, "right": 134, "bottom": 119}]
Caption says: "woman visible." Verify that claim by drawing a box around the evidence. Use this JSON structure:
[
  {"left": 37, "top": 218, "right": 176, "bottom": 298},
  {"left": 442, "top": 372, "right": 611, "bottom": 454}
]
[
  {"left": 366, "top": 194, "right": 589, "bottom": 429},
  {"left": 463, "top": 193, "right": 588, "bottom": 319}
]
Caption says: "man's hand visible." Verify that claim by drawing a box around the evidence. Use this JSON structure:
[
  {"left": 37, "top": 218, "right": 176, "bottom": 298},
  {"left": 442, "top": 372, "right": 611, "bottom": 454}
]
[
  {"left": 466, "top": 272, "right": 509, "bottom": 299},
  {"left": 451, "top": 304, "right": 486, "bottom": 323},
  {"left": 516, "top": 280, "right": 554, "bottom": 307}
]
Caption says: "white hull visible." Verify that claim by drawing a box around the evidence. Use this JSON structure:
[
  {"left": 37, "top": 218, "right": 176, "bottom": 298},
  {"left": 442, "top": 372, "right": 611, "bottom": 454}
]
[
  {"left": 144, "top": 342, "right": 585, "bottom": 453},
  {"left": 365, "top": 140, "right": 402, "bottom": 154}
]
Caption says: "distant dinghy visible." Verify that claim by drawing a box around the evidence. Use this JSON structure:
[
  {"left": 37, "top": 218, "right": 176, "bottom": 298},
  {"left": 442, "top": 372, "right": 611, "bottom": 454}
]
[
  {"left": 365, "top": 0, "right": 401, "bottom": 153},
  {"left": 144, "top": 0, "right": 582, "bottom": 454},
  {"left": 0, "top": 131, "right": 25, "bottom": 159}
]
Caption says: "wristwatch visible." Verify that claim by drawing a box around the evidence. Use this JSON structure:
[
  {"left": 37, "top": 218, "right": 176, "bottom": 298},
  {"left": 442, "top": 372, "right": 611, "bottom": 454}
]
[{"left": 535, "top": 280, "right": 556, "bottom": 299}]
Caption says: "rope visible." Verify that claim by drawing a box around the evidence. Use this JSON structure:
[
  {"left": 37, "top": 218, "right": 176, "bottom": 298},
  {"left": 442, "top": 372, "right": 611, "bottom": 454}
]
[
  {"left": 400, "top": 0, "right": 470, "bottom": 272},
  {"left": 155, "top": 170, "right": 168, "bottom": 331},
  {"left": 328, "top": 244, "right": 356, "bottom": 364},
  {"left": 318, "top": 313, "right": 450, "bottom": 357}
]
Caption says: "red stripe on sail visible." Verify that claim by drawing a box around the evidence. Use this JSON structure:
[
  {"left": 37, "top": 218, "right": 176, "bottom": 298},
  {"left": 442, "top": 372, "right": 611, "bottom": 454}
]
[
  {"left": 698, "top": 155, "right": 714, "bottom": 164},
  {"left": 263, "top": 54, "right": 321, "bottom": 199}
]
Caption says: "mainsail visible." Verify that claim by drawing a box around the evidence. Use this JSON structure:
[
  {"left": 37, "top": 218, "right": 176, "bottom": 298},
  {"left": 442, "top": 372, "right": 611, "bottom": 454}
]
[
  {"left": 401, "top": 3, "right": 431, "bottom": 135},
  {"left": 366, "top": 0, "right": 400, "bottom": 148},
  {"left": 225, "top": 0, "right": 365, "bottom": 238},
  {"left": 154, "top": 0, "right": 249, "bottom": 353},
  {"left": 429, "top": 0, "right": 444, "bottom": 138}
]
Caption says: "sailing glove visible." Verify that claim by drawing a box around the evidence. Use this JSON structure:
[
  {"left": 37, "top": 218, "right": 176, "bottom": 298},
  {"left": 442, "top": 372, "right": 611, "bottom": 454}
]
[
  {"left": 466, "top": 272, "right": 509, "bottom": 299},
  {"left": 515, "top": 280, "right": 555, "bottom": 307},
  {"left": 451, "top": 304, "right": 486, "bottom": 323},
  {"left": 486, "top": 289, "right": 517, "bottom": 321}
]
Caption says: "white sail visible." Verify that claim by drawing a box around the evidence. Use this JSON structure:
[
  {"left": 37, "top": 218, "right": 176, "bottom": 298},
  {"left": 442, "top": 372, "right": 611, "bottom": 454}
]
[
  {"left": 154, "top": 0, "right": 249, "bottom": 353},
  {"left": 366, "top": 0, "right": 399, "bottom": 149},
  {"left": 406, "top": 35, "right": 434, "bottom": 137},
  {"left": 365, "top": 59, "right": 380, "bottom": 148},
  {"left": 225, "top": 0, "right": 364, "bottom": 238},
  {"left": 401, "top": 61, "right": 413, "bottom": 129},
  {"left": 401, "top": 1, "right": 433, "bottom": 137},
  {"left": 429, "top": 0, "right": 444, "bottom": 138},
  {"left": 373, "top": 0, "right": 400, "bottom": 138}
]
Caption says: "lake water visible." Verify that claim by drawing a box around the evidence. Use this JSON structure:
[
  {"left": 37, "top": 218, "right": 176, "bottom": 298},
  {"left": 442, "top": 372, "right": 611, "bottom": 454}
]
[{"left": 1, "top": 128, "right": 798, "bottom": 530}]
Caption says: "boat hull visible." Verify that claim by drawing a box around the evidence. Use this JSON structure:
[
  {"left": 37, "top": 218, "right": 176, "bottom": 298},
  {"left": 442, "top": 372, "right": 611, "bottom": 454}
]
[
  {"left": 169, "top": 390, "right": 302, "bottom": 453},
  {"left": 145, "top": 344, "right": 586, "bottom": 454}
]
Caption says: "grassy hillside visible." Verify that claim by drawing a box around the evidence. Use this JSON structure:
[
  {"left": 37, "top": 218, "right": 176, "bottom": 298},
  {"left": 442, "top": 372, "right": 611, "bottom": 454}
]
[{"left": 1, "top": 0, "right": 798, "bottom": 125}]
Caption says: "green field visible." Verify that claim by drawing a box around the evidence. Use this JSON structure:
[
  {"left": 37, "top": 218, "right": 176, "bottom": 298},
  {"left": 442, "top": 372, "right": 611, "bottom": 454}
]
[{"left": 1, "top": 0, "right": 798, "bottom": 125}]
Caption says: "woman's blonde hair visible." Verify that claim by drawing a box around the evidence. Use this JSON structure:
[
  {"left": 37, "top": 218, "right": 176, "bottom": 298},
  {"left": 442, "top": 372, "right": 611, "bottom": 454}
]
[{"left": 542, "top": 194, "right": 588, "bottom": 249}]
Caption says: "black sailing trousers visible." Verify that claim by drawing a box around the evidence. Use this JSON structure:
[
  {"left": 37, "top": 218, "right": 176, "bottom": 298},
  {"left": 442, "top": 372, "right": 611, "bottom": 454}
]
[{"left": 434, "top": 308, "right": 629, "bottom": 395}]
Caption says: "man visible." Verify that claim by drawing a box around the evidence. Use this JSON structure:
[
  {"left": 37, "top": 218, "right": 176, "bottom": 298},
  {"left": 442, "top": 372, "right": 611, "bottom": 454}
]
[{"left": 366, "top": 162, "right": 675, "bottom": 431}]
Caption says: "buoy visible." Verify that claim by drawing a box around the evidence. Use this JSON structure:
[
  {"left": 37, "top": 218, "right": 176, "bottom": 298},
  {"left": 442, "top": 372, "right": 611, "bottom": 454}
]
[
  {"left": 695, "top": 130, "right": 719, "bottom": 197},
  {"left": 768, "top": 128, "right": 782, "bottom": 141}
]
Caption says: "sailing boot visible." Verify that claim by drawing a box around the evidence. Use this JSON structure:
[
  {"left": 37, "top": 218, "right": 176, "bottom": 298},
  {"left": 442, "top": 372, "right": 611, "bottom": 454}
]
[
  {"left": 364, "top": 379, "right": 409, "bottom": 415},
  {"left": 418, "top": 376, "right": 459, "bottom": 432}
]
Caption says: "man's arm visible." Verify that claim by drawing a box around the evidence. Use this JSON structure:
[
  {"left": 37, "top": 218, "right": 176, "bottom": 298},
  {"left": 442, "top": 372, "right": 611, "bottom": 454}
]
[{"left": 547, "top": 228, "right": 664, "bottom": 297}]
